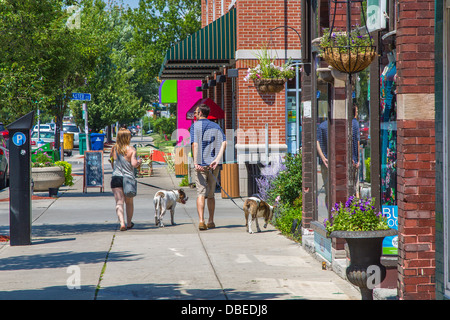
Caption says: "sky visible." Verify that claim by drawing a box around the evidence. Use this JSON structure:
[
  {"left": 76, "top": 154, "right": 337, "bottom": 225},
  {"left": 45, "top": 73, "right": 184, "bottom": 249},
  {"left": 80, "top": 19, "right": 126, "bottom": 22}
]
[{"left": 122, "top": 0, "right": 140, "bottom": 9}]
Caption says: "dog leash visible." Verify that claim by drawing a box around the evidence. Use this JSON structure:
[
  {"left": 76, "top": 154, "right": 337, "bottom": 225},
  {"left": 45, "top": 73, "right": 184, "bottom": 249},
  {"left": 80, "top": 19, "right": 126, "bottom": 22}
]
[
  {"left": 207, "top": 168, "right": 245, "bottom": 211},
  {"left": 137, "top": 180, "right": 165, "bottom": 189},
  {"left": 136, "top": 168, "right": 246, "bottom": 211}
]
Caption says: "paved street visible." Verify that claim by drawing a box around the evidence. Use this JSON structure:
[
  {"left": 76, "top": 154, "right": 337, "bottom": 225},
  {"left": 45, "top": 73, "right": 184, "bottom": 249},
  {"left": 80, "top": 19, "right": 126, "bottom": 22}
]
[{"left": 0, "top": 136, "right": 360, "bottom": 301}]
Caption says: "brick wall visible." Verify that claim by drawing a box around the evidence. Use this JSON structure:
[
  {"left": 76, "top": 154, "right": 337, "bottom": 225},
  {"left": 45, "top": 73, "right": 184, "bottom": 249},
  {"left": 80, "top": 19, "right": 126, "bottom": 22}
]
[
  {"left": 328, "top": 0, "right": 361, "bottom": 31},
  {"left": 202, "top": 0, "right": 235, "bottom": 27},
  {"left": 396, "top": 0, "right": 436, "bottom": 300},
  {"left": 236, "top": 0, "right": 301, "bottom": 51},
  {"left": 235, "top": 0, "right": 301, "bottom": 143}
]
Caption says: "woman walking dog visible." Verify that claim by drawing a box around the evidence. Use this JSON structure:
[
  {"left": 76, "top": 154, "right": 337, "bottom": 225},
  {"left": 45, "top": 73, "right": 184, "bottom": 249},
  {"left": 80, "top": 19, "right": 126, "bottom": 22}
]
[{"left": 110, "top": 128, "right": 142, "bottom": 231}]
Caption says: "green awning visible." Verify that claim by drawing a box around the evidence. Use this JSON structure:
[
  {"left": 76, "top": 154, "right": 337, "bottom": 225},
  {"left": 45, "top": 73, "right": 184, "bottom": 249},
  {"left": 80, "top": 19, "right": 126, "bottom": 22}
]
[{"left": 159, "top": 7, "right": 236, "bottom": 80}]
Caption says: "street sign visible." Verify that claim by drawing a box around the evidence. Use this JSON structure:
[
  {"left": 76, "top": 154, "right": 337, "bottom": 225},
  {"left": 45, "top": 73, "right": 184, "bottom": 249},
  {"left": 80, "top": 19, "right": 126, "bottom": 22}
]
[{"left": 72, "top": 93, "right": 91, "bottom": 101}]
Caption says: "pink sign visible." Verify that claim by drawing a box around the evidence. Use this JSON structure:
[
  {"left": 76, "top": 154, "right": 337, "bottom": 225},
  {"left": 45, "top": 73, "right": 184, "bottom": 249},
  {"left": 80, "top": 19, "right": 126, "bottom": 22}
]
[{"left": 176, "top": 80, "right": 202, "bottom": 145}]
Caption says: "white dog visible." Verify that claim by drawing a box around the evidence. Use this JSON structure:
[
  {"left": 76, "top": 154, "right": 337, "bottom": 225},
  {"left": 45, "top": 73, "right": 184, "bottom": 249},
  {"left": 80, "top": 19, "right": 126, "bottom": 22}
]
[
  {"left": 153, "top": 189, "right": 188, "bottom": 227},
  {"left": 243, "top": 196, "right": 274, "bottom": 234}
]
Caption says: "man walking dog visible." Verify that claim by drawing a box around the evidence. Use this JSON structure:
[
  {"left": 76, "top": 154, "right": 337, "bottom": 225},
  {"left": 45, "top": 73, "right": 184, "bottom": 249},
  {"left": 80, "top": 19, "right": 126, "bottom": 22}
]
[{"left": 190, "top": 104, "right": 227, "bottom": 230}]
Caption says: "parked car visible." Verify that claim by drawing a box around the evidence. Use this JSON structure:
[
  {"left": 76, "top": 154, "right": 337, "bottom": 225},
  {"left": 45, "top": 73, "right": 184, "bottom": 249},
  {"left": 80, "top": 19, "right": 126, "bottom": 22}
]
[
  {"left": 128, "top": 125, "right": 137, "bottom": 136},
  {"left": 0, "top": 122, "right": 8, "bottom": 140},
  {"left": 0, "top": 134, "right": 9, "bottom": 189},
  {"left": 63, "top": 123, "right": 80, "bottom": 148},
  {"left": 359, "top": 121, "right": 369, "bottom": 145},
  {"left": 32, "top": 124, "right": 53, "bottom": 132},
  {"left": 31, "top": 131, "right": 55, "bottom": 148}
]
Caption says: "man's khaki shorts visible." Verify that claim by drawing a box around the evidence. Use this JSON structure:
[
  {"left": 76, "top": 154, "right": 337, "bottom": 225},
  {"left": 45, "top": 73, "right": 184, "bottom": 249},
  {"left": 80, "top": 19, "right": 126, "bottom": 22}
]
[{"left": 195, "top": 167, "right": 220, "bottom": 198}]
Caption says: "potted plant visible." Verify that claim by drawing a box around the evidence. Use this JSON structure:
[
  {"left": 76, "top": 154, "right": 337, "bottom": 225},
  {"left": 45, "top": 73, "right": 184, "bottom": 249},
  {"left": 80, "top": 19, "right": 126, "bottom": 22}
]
[
  {"left": 318, "top": 27, "right": 376, "bottom": 74},
  {"left": 31, "top": 150, "right": 65, "bottom": 193},
  {"left": 324, "top": 196, "right": 397, "bottom": 300},
  {"left": 244, "top": 47, "right": 295, "bottom": 93}
]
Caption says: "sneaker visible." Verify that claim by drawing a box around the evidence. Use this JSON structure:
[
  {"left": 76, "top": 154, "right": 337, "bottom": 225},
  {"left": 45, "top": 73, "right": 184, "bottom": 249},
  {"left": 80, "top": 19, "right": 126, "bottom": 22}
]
[
  {"left": 198, "top": 222, "right": 207, "bottom": 230},
  {"left": 207, "top": 222, "right": 215, "bottom": 229}
]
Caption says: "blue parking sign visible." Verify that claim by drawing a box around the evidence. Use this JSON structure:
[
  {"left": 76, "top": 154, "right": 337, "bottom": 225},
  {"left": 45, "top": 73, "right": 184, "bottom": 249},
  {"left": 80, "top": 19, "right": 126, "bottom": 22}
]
[{"left": 12, "top": 132, "right": 27, "bottom": 146}]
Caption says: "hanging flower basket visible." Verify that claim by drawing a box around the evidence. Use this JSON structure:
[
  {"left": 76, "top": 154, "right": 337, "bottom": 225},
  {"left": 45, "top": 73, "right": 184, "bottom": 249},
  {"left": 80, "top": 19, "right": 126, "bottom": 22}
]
[
  {"left": 244, "top": 46, "right": 294, "bottom": 94},
  {"left": 322, "top": 46, "right": 376, "bottom": 74},
  {"left": 319, "top": 27, "right": 377, "bottom": 74},
  {"left": 253, "top": 78, "right": 286, "bottom": 93}
]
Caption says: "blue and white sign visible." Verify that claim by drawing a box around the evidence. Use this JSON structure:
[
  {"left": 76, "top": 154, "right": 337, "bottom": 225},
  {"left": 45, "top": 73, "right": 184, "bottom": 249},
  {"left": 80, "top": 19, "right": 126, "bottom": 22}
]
[
  {"left": 12, "top": 132, "right": 27, "bottom": 146},
  {"left": 382, "top": 205, "right": 398, "bottom": 255},
  {"left": 72, "top": 93, "right": 91, "bottom": 101}
]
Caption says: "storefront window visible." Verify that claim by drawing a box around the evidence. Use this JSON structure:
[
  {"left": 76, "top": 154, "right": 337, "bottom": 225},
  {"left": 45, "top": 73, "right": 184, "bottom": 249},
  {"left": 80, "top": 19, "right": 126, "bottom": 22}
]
[
  {"left": 286, "top": 63, "right": 302, "bottom": 154},
  {"left": 380, "top": 51, "right": 397, "bottom": 206},
  {"left": 355, "top": 69, "right": 371, "bottom": 197},
  {"left": 316, "top": 76, "right": 329, "bottom": 224}
]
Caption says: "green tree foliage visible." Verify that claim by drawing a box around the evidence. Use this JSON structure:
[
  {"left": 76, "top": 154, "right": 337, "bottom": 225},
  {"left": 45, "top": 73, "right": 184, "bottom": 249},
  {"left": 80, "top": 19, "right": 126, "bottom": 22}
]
[
  {"left": 149, "top": 116, "right": 176, "bottom": 135},
  {"left": 0, "top": 0, "right": 80, "bottom": 123},
  {"left": 0, "top": 0, "right": 201, "bottom": 132},
  {"left": 126, "top": 0, "right": 201, "bottom": 81},
  {"left": 70, "top": 1, "right": 145, "bottom": 132}
]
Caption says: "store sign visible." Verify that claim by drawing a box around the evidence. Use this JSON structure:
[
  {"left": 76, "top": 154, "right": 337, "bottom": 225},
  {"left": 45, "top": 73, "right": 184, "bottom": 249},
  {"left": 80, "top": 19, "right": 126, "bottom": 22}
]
[
  {"left": 367, "top": 0, "right": 387, "bottom": 32},
  {"left": 382, "top": 205, "right": 398, "bottom": 255}
]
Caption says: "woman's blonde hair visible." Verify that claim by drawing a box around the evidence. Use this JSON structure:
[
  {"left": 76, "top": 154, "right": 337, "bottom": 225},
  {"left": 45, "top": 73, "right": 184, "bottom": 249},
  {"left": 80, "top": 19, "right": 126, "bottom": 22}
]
[{"left": 115, "top": 128, "right": 131, "bottom": 156}]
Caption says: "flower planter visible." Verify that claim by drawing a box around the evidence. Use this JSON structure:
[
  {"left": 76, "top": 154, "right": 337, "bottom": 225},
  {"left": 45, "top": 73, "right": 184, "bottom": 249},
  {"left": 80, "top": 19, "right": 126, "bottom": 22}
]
[
  {"left": 32, "top": 166, "right": 65, "bottom": 192},
  {"left": 253, "top": 78, "right": 286, "bottom": 93},
  {"left": 329, "top": 229, "right": 397, "bottom": 300},
  {"left": 322, "top": 46, "right": 376, "bottom": 74}
]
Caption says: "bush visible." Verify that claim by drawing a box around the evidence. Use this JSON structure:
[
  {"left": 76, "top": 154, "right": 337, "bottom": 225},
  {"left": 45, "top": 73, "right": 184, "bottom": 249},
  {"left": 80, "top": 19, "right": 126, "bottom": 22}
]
[
  {"left": 179, "top": 175, "right": 189, "bottom": 187},
  {"left": 256, "top": 153, "right": 303, "bottom": 242},
  {"left": 365, "top": 157, "right": 371, "bottom": 182},
  {"left": 54, "top": 161, "right": 74, "bottom": 186},
  {"left": 267, "top": 153, "right": 302, "bottom": 207},
  {"left": 273, "top": 203, "right": 302, "bottom": 240}
]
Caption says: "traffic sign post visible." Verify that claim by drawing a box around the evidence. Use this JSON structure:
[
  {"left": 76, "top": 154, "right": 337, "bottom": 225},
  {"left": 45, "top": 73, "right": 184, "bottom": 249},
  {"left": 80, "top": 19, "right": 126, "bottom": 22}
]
[
  {"left": 72, "top": 93, "right": 91, "bottom": 151},
  {"left": 83, "top": 103, "right": 90, "bottom": 151}
]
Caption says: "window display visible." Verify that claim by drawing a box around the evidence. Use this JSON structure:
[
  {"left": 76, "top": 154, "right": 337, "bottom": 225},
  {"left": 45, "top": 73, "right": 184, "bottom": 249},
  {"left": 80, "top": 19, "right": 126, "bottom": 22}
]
[{"left": 380, "top": 51, "right": 397, "bottom": 206}]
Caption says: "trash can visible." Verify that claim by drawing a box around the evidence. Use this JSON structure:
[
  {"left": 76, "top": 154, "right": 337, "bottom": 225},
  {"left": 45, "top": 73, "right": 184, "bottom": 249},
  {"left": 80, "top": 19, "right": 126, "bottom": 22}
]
[
  {"left": 79, "top": 133, "right": 90, "bottom": 155},
  {"left": 174, "top": 146, "right": 189, "bottom": 177},
  {"left": 63, "top": 133, "right": 74, "bottom": 150},
  {"left": 245, "top": 161, "right": 264, "bottom": 196},
  {"left": 221, "top": 163, "right": 240, "bottom": 198},
  {"left": 90, "top": 133, "right": 105, "bottom": 151}
]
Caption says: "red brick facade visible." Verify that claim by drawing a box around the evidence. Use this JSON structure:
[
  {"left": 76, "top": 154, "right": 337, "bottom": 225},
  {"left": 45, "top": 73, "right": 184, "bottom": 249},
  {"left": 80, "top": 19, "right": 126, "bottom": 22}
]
[
  {"left": 395, "top": 0, "right": 436, "bottom": 300},
  {"left": 234, "top": 0, "right": 301, "bottom": 145}
]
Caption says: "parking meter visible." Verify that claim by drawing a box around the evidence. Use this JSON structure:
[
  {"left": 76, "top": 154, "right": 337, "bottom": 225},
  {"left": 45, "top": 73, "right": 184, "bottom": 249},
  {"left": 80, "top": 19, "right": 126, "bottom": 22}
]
[{"left": 6, "top": 111, "right": 34, "bottom": 246}]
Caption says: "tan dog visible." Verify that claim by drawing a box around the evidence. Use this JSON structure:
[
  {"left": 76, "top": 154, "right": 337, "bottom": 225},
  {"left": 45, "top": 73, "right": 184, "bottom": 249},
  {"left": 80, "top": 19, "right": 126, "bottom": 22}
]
[{"left": 243, "top": 196, "right": 274, "bottom": 234}]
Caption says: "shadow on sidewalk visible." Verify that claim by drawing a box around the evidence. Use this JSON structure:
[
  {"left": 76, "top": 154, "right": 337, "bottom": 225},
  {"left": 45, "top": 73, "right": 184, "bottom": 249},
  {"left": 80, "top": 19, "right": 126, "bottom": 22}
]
[
  {"left": 0, "top": 223, "right": 155, "bottom": 239},
  {"left": 0, "top": 249, "right": 141, "bottom": 272},
  {"left": 0, "top": 282, "right": 292, "bottom": 300}
]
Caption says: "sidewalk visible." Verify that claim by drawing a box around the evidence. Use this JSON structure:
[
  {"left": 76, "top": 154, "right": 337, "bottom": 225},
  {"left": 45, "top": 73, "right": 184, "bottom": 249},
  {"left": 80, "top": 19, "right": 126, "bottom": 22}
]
[{"left": 0, "top": 137, "right": 360, "bottom": 301}]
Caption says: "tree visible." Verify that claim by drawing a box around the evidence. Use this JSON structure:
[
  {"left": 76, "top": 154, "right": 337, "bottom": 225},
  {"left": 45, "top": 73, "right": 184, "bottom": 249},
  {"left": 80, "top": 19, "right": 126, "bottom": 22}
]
[
  {"left": 126, "top": 0, "right": 202, "bottom": 81},
  {"left": 70, "top": 1, "right": 145, "bottom": 132},
  {"left": 0, "top": 0, "right": 81, "bottom": 123}
]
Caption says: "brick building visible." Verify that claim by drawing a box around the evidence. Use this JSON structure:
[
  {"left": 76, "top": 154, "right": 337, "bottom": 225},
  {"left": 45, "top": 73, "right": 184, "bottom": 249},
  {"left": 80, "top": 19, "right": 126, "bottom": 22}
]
[
  {"left": 160, "top": 0, "right": 302, "bottom": 196},
  {"left": 300, "top": 0, "right": 441, "bottom": 300},
  {"left": 160, "top": 0, "right": 446, "bottom": 299}
]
